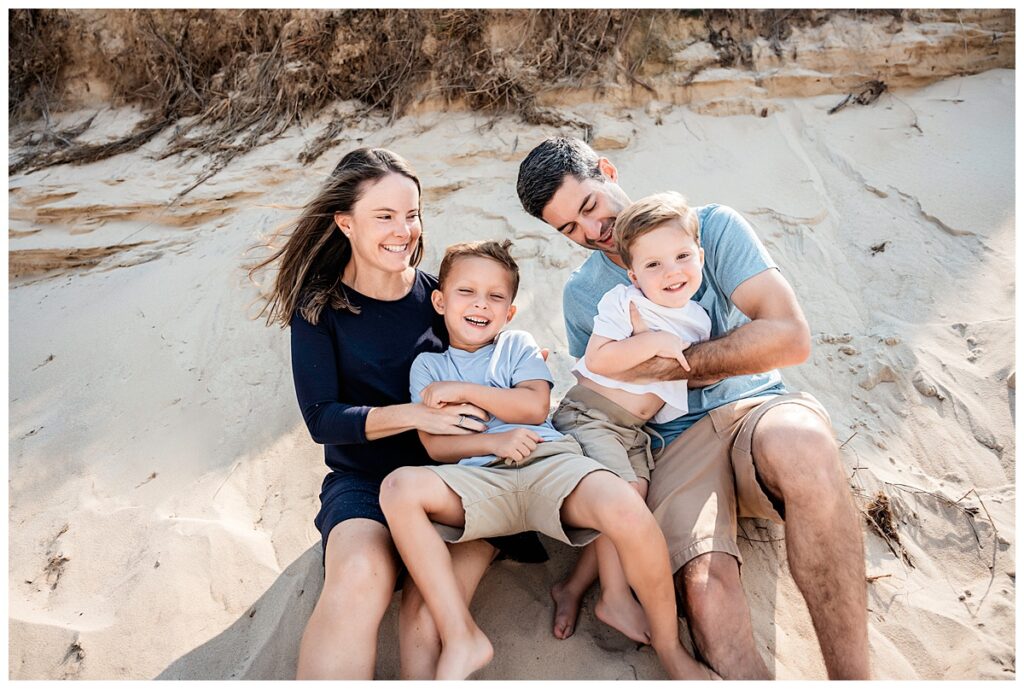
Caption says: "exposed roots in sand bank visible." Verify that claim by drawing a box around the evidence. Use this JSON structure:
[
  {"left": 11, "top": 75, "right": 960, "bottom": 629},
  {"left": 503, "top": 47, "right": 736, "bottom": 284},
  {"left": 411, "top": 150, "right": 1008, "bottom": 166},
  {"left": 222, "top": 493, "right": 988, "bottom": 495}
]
[{"left": 9, "top": 8, "right": 1014, "bottom": 192}]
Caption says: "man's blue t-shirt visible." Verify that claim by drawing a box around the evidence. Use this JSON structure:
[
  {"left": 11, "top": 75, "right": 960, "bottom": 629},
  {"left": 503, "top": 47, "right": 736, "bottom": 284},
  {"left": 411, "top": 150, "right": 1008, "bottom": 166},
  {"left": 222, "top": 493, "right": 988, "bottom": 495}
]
[
  {"left": 410, "top": 329, "right": 565, "bottom": 466},
  {"left": 562, "top": 203, "right": 787, "bottom": 446}
]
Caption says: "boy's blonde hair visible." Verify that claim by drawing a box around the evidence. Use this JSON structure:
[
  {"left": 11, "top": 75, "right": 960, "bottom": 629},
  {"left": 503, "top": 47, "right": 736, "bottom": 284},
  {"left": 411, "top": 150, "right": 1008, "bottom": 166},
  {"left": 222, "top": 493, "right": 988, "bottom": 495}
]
[
  {"left": 437, "top": 239, "right": 520, "bottom": 300},
  {"left": 614, "top": 191, "right": 700, "bottom": 268}
]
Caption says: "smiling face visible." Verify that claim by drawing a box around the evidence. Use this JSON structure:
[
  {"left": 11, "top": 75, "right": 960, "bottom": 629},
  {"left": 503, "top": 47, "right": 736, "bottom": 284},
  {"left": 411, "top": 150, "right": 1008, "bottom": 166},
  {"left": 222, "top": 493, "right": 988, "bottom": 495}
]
[
  {"left": 334, "top": 172, "right": 421, "bottom": 275},
  {"left": 432, "top": 255, "right": 517, "bottom": 352},
  {"left": 540, "top": 169, "right": 631, "bottom": 259},
  {"left": 626, "top": 222, "right": 705, "bottom": 308}
]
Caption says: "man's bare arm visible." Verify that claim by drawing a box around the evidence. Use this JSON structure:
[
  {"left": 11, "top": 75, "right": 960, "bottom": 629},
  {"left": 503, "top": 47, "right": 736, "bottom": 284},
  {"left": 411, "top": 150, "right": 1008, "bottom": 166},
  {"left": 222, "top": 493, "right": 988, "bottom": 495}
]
[{"left": 615, "top": 269, "right": 811, "bottom": 384}]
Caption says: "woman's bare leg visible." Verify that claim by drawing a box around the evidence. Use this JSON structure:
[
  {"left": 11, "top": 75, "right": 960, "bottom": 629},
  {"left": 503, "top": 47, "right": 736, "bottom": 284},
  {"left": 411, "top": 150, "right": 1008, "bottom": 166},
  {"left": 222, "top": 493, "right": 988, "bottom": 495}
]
[{"left": 296, "top": 519, "right": 399, "bottom": 679}]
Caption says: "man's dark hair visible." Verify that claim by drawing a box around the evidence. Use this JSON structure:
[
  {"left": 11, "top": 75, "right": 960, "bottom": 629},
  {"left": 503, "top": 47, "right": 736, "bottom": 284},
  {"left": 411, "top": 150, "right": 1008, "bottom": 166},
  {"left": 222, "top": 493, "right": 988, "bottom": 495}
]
[{"left": 516, "top": 137, "right": 603, "bottom": 219}]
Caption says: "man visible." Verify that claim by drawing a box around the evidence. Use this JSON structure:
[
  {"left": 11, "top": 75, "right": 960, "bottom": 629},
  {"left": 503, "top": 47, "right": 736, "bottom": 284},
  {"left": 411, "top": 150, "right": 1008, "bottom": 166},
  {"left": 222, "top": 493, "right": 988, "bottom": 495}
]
[{"left": 515, "top": 137, "right": 869, "bottom": 679}]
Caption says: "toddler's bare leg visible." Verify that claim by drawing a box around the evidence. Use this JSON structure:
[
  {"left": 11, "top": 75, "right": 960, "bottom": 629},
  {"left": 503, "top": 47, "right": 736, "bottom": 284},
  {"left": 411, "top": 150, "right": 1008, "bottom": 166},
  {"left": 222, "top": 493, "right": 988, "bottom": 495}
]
[
  {"left": 380, "top": 467, "right": 493, "bottom": 680},
  {"left": 593, "top": 479, "right": 651, "bottom": 643},
  {"left": 550, "top": 542, "right": 597, "bottom": 639},
  {"left": 561, "top": 472, "right": 712, "bottom": 680}
]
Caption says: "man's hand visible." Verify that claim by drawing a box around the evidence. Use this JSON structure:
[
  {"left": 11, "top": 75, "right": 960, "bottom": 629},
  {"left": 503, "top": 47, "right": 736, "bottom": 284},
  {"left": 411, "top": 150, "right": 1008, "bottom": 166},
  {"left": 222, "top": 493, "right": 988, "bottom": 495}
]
[
  {"left": 489, "top": 428, "right": 544, "bottom": 465},
  {"left": 627, "top": 301, "right": 719, "bottom": 386},
  {"left": 420, "top": 381, "right": 468, "bottom": 409}
]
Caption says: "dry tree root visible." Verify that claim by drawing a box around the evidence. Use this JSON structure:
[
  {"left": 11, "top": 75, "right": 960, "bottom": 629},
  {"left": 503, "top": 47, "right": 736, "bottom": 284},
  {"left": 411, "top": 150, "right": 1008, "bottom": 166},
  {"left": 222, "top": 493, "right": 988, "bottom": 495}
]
[
  {"left": 9, "top": 9, "right": 943, "bottom": 191},
  {"left": 298, "top": 108, "right": 371, "bottom": 165},
  {"left": 10, "top": 115, "right": 176, "bottom": 176},
  {"left": 9, "top": 8, "right": 643, "bottom": 184},
  {"left": 828, "top": 79, "right": 888, "bottom": 115},
  {"left": 9, "top": 242, "right": 156, "bottom": 279}
]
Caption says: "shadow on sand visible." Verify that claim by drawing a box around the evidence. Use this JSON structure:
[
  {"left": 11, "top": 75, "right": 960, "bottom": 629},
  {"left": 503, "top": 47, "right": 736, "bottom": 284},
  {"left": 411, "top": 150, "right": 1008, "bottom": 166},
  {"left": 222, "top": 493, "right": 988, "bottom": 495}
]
[{"left": 159, "top": 530, "right": 783, "bottom": 680}]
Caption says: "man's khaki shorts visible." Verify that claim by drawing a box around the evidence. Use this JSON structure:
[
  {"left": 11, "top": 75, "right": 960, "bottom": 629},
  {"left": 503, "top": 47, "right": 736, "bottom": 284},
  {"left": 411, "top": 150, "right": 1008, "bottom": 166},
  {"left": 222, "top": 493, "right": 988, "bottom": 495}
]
[
  {"left": 646, "top": 391, "right": 831, "bottom": 574},
  {"left": 426, "top": 436, "right": 611, "bottom": 547},
  {"left": 551, "top": 384, "right": 654, "bottom": 484}
]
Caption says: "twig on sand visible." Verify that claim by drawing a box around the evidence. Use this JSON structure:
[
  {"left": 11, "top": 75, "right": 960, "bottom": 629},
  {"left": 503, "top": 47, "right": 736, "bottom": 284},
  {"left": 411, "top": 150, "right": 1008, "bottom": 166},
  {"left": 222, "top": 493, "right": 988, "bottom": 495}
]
[
  {"left": 737, "top": 522, "right": 785, "bottom": 544},
  {"left": 828, "top": 80, "right": 887, "bottom": 115},
  {"left": 853, "top": 478, "right": 1000, "bottom": 577},
  {"left": 954, "top": 487, "right": 999, "bottom": 571},
  {"left": 862, "top": 491, "right": 914, "bottom": 567},
  {"left": 886, "top": 482, "right": 984, "bottom": 551},
  {"left": 889, "top": 93, "right": 923, "bottom": 133},
  {"left": 213, "top": 461, "right": 242, "bottom": 499}
]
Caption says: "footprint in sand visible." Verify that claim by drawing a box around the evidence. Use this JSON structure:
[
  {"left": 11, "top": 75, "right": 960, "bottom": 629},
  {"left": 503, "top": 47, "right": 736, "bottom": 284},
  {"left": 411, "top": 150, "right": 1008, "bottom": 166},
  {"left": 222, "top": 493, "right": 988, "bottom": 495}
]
[
  {"left": 60, "top": 639, "right": 85, "bottom": 678},
  {"left": 44, "top": 555, "right": 70, "bottom": 591}
]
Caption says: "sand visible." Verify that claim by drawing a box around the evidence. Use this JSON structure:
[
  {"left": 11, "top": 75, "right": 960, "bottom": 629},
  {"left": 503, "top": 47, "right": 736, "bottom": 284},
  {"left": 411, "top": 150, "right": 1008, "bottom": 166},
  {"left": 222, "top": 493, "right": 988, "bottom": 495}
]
[{"left": 8, "top": 68, "right": 1015, "bottom": 679}]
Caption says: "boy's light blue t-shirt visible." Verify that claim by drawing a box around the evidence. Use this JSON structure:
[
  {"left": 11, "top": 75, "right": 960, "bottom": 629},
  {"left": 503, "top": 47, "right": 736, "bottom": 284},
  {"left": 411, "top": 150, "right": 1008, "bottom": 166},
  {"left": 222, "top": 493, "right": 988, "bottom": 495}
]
[
  {"left": 410, "top": 329, "right": 565, "bottom": 466},
  {"left": 563, "top": 203, "right": 787, "bottom": 446}
]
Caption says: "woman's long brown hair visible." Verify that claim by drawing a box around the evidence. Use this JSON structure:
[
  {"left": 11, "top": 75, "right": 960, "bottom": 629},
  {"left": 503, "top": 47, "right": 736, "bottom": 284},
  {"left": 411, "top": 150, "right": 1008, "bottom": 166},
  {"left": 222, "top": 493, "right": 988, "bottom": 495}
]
[{"left": 249, "top": 147, "right": 424, "bottom": 327}]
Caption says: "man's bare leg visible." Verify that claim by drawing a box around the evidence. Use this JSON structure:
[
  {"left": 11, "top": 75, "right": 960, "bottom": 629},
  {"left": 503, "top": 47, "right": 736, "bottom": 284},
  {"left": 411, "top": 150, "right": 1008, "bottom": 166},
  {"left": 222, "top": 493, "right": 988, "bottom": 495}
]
[
  {"left": 399, "top": 540, "right": 498, "bottom": 679},
  {"left": 550, "top": 542, "right": 597, "bottom": 639},
  {"left": 679, "top": 552, "right": 770, "bottom": 679},
  {"left": 380, "top": 467, "right": 492, "bottom": 680},
  {"left": 752, "top": 405, "right": 870, "bottom": 679},
  {"left": 561, "top": 471, "right": 714, "bottom": 679},
  {"left": 296, "top": 519, "right": 399, "bottom": 679}
]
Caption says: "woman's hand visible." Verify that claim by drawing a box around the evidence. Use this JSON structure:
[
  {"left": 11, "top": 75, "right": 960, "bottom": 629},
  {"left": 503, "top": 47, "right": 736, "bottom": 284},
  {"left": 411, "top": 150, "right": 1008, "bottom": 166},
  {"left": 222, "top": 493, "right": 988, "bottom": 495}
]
[{"left": 414, "top": 402, "right": 490, "bottom": 435}]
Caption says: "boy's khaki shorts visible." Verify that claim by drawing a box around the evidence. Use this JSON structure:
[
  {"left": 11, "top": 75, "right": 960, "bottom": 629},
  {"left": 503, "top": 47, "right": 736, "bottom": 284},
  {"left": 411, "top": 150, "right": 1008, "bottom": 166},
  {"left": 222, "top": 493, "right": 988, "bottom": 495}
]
[
  {"left": 426, "top": 436, "right": 612, "bottom": 547},
  {"left": 551, "top": 384, "right": 654, "bottom": 484},
  {"left": 647, "top": 391, "right": 831, "bottom": 574}
]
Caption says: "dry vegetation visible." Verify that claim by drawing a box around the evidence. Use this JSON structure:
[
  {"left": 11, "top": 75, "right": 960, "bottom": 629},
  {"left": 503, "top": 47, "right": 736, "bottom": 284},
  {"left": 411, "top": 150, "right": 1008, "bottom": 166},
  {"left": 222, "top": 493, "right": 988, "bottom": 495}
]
[
  {"left": 9, "top": 9, "right": 643, "bottom": 179},
  {"left": 6, "top": 8, "right": 998, "bottom": 184}
]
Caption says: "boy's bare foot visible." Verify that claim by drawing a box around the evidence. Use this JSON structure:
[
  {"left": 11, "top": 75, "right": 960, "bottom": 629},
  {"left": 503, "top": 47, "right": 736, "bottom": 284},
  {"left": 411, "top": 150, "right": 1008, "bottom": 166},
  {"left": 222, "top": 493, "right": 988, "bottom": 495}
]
[
  {"left": 595, "top": 592, "right": 651, "bottom": 644},
  {"left": 655, "top": 641, "right": 716, "bottom": 680},
  {"left": 435, "top": 627, "right": 494, "bottom": 680},
  {"left": 550, "top": 580, "right": 584, "bottom": 639}
]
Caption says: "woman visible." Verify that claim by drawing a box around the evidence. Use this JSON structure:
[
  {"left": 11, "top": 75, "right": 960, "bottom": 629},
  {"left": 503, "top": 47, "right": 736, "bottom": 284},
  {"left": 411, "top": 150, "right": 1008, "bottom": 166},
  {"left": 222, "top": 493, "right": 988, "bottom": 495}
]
[{"left": 252, "top": 148, "right": 537, "bottom": 678}]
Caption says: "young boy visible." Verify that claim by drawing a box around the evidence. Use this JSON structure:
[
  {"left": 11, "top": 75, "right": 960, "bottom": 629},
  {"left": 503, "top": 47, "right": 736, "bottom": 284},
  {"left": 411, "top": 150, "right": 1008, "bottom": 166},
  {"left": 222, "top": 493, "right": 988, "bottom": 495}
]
[
  {"left": 550, "top": 192, "right": 712, "bottom": 643},
  {"left": 379, "top": 239, "right": 713, "bottom": 680}
]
